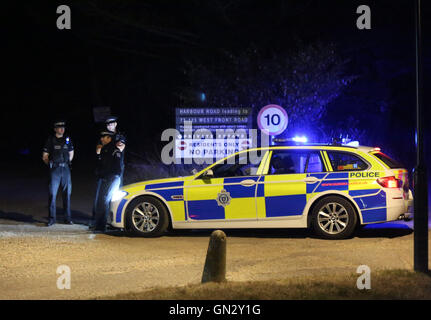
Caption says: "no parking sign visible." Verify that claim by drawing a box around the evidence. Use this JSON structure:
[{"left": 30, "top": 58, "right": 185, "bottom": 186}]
[{"left": 257, "top": 104, "right": 288, "bottom": 135}]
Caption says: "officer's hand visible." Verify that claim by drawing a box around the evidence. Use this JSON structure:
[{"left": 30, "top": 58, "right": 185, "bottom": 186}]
[
  {"left": 116, "top": 141, "right": 125, "bottom": 152},
  {"left": 42, "top": 152, "right": 49, "bottom": 165},
  {"left": 96, "top": 144, "right": 103, "bottom": 154}
]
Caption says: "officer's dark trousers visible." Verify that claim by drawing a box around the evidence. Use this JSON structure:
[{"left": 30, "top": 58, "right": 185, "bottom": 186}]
[
  {"left": 91, "top": 178, "right": 103, "bottom": 223},
  {"left": 92, "top": 171, "right": 122, "bottom": 223},
  {"left": 119, "top": 171, "right": 124, "bottom": 187},
  {"left": 48, "top": 165, "right": 72, "bottom": 222},
  {"left": 94, "top": 175, "right": 121, "bottom": 231}
]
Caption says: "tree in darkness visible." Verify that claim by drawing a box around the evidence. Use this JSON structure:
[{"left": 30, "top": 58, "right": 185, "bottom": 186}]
[{"left": 181, "top": 42, "right": 357, "bottom": 139}]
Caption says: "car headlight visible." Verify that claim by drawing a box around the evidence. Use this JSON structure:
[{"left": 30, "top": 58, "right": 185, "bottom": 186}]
[{"left": 112, "top": 190, "right": 128, "bottom": 202}]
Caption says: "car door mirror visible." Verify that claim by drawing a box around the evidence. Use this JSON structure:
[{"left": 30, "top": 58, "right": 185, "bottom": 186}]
[
  {"left": 202, "top": 169, "right": 214, "bottom": 178},
  {"left": 191, "top": 169, "right": 198, "bottom": 175}
]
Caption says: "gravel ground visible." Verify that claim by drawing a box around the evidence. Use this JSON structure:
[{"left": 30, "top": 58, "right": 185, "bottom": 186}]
[
  {"left": 0, "top": 163, "right": 430, "bottom": 300},
  {"left": 0, "top": 222, "right": 429, "bottom": 300}
]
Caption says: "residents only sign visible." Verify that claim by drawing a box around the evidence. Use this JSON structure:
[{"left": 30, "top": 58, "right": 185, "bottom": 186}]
[
  {"left": 175, "top": 137, "right": 252, "bottom": 159},
  {"left": 175, "top": 107, "right": 253, "bottom": 159}
]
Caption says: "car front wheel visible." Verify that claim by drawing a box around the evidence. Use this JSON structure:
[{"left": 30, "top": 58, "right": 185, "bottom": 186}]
[{"left": 125, "top": 196, "right": 169, "bottom": 237}]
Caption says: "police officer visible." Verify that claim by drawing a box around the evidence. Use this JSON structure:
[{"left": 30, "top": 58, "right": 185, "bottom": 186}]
[
  {"left": 104, "top": 116, "right": 126, "bottom": 184},
  {"left": 42, "top": 121, "right": 74, "bottom": 226},
  {"left": 90, "top": 116, "right": 126, "bottom": 227},
  {"left": 92, "top": 130, "right": 122, "bottom": 232}
]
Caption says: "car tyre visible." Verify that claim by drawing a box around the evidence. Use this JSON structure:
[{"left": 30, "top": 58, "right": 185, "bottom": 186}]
[
  {"left": 310, "top": 196, "right": 357, "bottom": 239},
  {"left": 125, "top": 196, "right": 169, "bottom": 237}
]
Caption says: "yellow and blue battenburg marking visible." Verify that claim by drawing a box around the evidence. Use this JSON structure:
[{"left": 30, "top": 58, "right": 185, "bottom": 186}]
[
  {"left": 115, "top": 197, "right": 128, "bottom": 223},
  {"left": 309, "top": 172, "right": 349, "bottom": 192},
  {"left": 116, "top": 169, "right": 388, "bottom": 224},
  {"left": 259, "top": 171, "right": 386, "bottom": 222},
  {"left": 347, "top": 171, "right": 387, "bottom": 223},
  {"left": 185, "top": 176, "right": 261, "bottom": 220},
  {"left": 349, "top": 189, "right": 386, "bottom": 223},
  {"left": 144, "top": 181, "right": 187, "bottom": 222},
  {"left": 261, "top": 174, "right": 306, "bottom": 217},
  {"left": 116, "top": 181, "right": 187, "bottom": 223},
  {"left": 304, "top": 172, "right": 387, "bottom": 223}
]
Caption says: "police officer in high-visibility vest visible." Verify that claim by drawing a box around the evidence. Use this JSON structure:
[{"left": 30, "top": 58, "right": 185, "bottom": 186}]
[
  {"left": 92, "top": 130, "right": 122, "bottom": 232},
  {"left": 42, "top": 121, "right": 74, "bottom": 226}
]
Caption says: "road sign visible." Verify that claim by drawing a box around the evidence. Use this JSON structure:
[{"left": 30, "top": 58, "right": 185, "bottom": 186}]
[
  {"left": 257, "top": 104, "right": 288, "bottom": 136},
  {"left": 175, "top": 107, "right": 253, "bottom": 159},
  {"left": 175, "top": 137, "right": 252, "bottom": 159}
]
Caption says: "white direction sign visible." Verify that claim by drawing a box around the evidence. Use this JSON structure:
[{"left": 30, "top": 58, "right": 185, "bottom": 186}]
[{"left": 257, "top": 104, "right": 288, "bottom": 136}]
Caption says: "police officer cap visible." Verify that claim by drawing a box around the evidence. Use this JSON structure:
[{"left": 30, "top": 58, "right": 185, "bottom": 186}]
[
  {"left": 54, "top": 121, "right": 66, "bottom": 128},
  {"left": 100, "top": 130, "right": 115, "bottom": 137},
  {"left": 105, "top": 116, "right": 118, "bottom": 124}
]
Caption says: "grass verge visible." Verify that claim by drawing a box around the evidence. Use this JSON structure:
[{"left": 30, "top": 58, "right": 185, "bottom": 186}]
[{"left": 99, "top": 269, "right": 431, "bottom": 300}]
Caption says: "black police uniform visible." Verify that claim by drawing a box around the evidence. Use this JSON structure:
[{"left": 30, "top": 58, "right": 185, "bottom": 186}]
[
  {"left": 113, "top": 130, "right": 126, "bottom": 184},
  {"left": 104, "top": 116, "right": 126, "bottom": 185},
  {"left": 43, "top": 134, "right": 73, "bottom": 224},
  {"left": 91, "top": 130, "right": 126, "bottom": 225},
  {"left": 93, "top": 138, "right": 122, "bottom": 232},
  {"left": 91, "top": 136, "right": 104, "bottom": 226}
]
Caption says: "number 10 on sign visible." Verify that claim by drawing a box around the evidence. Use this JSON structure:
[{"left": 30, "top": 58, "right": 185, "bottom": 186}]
[{"left": 257, "top": 104, "right": 288, "bottom": 136}]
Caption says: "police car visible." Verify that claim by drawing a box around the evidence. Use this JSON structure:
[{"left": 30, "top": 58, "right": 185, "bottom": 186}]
[{"left": 109, "top": 145, "right": 413, "bottom": 239}]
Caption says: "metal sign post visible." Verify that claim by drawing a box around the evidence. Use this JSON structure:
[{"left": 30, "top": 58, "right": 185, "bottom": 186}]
[{"left": 413, "top": 0, "right": 429, "bottom": 273}]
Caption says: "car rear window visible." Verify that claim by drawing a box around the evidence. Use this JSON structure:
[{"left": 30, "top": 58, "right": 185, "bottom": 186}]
[
  {"left": 372, "top": 152, "right": 404, "bottom": 169},
  {"left": 326, "top": 151, "right": 368, "bottom": 171}
]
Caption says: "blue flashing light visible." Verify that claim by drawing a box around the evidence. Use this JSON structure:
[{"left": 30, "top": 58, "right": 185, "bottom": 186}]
[
  {"left": 345, "top": 140, "right": 359, "bottom": 147},
  {"left": 292, "top": 136, "right": 308, "bottom": 143},
  {"left": 200, "top": 92, "right": 206, "bottom": 102},
  {"left": 273, "top": 135, "right": 309, "bottom": 146}
]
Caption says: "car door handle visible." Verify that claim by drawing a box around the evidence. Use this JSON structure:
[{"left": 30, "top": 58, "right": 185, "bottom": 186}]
[
  {"left": 304, "top": 177, "right": 319, "bottom": 183},
  {"left": 240, "top": 179, "right": 257, "bottom": 187}
]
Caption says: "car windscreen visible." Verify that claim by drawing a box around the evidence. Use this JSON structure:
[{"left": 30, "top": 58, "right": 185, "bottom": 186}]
[{"left": 372, "top": 152, "right": 404, "bottom": 169}]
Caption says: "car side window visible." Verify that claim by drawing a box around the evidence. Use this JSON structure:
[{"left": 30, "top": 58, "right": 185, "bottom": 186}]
[
  {"left": 208, "top": 152, "right": 262, "bottom": 178},
  {"left": 307, "top": 152, "right": 324, "bottom": 173},
  {"left": 326, "top": 151, "right": 368, "bottom": 171},
  {"left": 268, "top": 150, "right": 325, "bottom": 174}
]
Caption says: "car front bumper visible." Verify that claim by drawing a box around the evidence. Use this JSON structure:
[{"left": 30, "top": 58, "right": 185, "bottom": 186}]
[{"left": 109, "top": 197, "right": 128, "bottom": 228}]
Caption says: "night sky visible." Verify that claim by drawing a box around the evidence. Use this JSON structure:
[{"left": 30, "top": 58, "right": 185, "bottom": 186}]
[{"left": 2, "top": 0, "right": 430, "bottom": 172}]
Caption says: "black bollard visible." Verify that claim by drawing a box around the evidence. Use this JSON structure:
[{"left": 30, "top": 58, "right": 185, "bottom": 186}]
[{"left": 201, "top": 230, "right": 226, "bottom": 283}]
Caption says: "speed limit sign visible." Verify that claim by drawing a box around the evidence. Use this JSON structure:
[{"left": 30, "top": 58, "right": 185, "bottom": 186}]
[{"left": 257, "top": 104, "right": 288, "bottom": 135}]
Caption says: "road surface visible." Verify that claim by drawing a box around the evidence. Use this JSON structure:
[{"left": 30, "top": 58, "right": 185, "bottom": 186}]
[
  {"left": 1, "top": 221, "right": 430, "bottom": 299},
  {"left": 0, "top": 162, "right": 430, "bottom": 299}
]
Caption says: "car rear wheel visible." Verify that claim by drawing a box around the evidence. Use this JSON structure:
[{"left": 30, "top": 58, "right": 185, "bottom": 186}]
[
  {"left": 125, "top": 196, "right": 169, "bottom": 237},
  {"left": 310, "top": 196, "right": 357, "bottom": 239}
]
